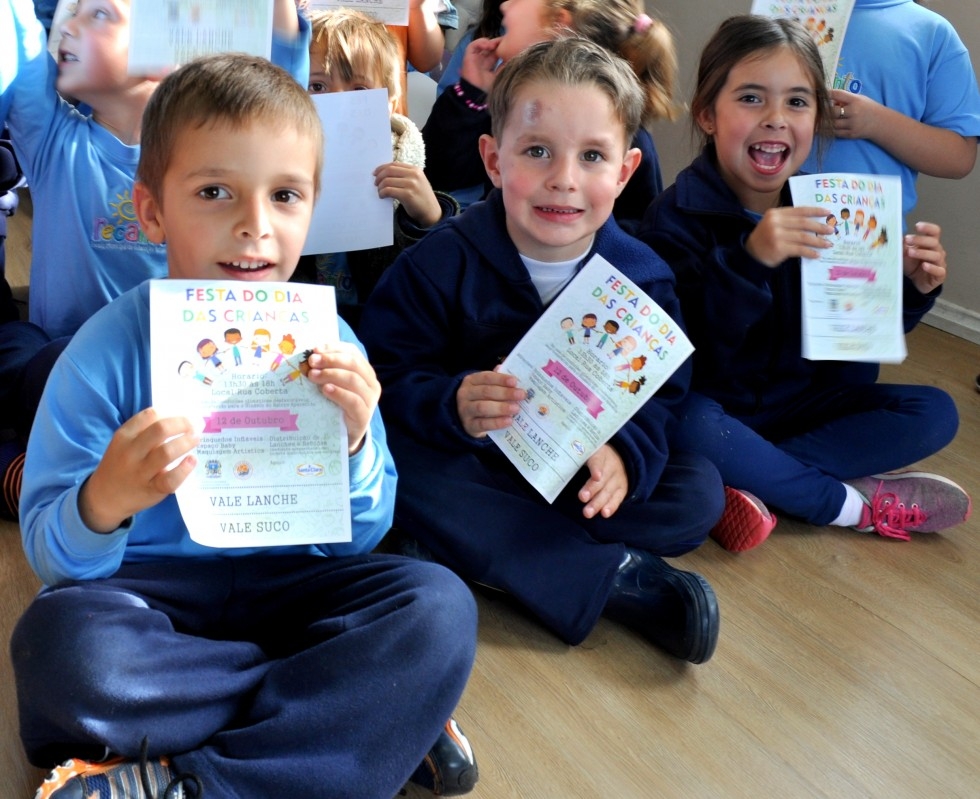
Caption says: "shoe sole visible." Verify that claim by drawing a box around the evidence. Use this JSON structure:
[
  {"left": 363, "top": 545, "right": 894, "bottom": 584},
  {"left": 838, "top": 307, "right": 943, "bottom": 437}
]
[
  {"left": 710, "top": 487, "right": 776, "bottom": 553},
  {"left": 669, "top": 569, "right": 720, "bottom": 665}
]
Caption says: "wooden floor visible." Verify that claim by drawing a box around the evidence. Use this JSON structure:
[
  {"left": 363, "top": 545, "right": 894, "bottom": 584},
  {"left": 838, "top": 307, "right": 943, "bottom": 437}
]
[{"left": 2, "top": 192, "right": 978, "bottom": 798}]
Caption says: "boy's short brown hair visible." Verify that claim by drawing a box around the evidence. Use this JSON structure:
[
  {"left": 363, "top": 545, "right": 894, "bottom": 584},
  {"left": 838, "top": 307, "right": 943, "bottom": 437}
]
[
  {"left": 137, "top": 53, "right": 324, "bottom": 200},
  {"left": 487, "top": 36, "right": 643, "bottom": 147}
]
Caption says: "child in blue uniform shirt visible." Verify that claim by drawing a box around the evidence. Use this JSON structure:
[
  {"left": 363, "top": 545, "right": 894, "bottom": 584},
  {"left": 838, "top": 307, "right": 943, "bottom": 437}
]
[
  {"left": 12, "top": 53, "right": 477, "bottom": 799},
  {"left": 802, "top": 0, "right": 980, "bottom": 222},
  {"left": 0, "top": 0, "right": 310, "bottom": 521},
  {"left": 639, "top": 15, "right": 971, "bottom": 552},
  {"left": 362, "top": 37, "right": 725, "bottom": 665}
]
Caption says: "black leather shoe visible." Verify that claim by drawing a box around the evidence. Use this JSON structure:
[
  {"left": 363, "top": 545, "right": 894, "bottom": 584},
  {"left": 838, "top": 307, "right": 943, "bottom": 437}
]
[
  {"left": 408, "top": 718, "right": 478, "bottom": 796},
  {"left": 604, "top": 548, "right": 720, "bottom": 664}
]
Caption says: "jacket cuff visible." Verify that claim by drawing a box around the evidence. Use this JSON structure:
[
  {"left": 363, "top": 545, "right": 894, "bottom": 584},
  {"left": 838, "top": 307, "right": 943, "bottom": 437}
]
[{"left": 396, "top": 191, "right": 461, "bottom": 238}]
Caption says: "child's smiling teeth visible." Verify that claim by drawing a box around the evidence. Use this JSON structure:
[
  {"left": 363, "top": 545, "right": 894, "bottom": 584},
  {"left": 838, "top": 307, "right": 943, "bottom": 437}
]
[
  {"left": 539, "top": 206, "right": 579, "bottom": 214},
  {"left": 749, "top": 142, "right": 788, "bottom": 171}
]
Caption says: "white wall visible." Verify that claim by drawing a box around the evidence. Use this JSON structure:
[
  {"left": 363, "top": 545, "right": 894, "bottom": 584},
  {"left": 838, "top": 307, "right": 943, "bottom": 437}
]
[{"left": 646, "top": 0, "right": 980, "bottom": 344}]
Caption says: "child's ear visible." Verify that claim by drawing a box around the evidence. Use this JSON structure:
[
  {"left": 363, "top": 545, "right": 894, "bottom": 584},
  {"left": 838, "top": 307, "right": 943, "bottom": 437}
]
[
  {"left": 133, "top": 180, "right": 167, "bottom": 245},
  {"left": 695, "top": 107, "right": 716, "bottom": 137},
  {"left": 479, "top": 134, "right": 503, "bottom": 188},
  {"left": 552, "top": 7, "right": 573, "bottom": 31},
  {"left": 615, "top": 147, "right": 644, "bottom": 196}
]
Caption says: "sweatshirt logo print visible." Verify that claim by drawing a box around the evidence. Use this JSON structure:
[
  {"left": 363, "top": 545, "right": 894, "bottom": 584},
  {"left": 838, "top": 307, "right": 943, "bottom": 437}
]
[{"left": 91, "top": 188, "right": 154, "bottom": 247}]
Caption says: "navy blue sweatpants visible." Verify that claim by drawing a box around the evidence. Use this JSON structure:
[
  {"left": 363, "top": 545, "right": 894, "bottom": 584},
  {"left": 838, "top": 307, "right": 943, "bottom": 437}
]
[
  {"left": 11, "top": 554, "right": 477, "bottom": 798},
  {"left": 672, "top": 383, "right": 959, "bottom": 525},
  {"left": 389, "top": 432, "right": 724, "bottom": 646}
]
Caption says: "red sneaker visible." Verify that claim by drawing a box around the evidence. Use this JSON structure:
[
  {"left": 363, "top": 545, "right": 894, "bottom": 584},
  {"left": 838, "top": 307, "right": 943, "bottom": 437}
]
[{"left": 710, "top": 487, "right": 777, "bottom": 552}]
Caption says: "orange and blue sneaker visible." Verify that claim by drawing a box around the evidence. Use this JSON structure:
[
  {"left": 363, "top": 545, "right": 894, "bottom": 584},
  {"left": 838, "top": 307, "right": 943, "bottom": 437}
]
[
  {"left": 709, "top": 487, "right": 777, "bottom": 553},
  {"left": 35, "top": 748, "right": 201, "bottom": 799},
  {"left": 848, "top": 471, "right": 972, "bottom": 541}
]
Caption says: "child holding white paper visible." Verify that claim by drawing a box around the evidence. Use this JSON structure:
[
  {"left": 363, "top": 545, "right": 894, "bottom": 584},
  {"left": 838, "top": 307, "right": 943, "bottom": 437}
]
[
  {"left": 0, "top": 0, "right": 309, "bottom": 521},
  {"left": 12, "top": 53, "right": 477, "bottom": 799},
  {"left": 293, "top": 7, "right": 459, "bottom": 329},
  {"left": 361, "top": 37, "right": 725, "bottom": 665},
  {"left": 638, "top": 15, "right": 970, "bottom": 551}
]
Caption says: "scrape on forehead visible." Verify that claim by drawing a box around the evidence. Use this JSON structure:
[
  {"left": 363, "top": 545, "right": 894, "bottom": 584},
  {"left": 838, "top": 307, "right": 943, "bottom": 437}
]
[{"left": 522, "top": 97, "right": 544, "bottom": 124}]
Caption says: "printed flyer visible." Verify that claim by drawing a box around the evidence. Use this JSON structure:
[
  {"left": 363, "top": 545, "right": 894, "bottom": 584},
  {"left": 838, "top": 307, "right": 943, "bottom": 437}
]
[
  {"left": 128, "top": 0, "right": 274, "bottom": 74},
  {"left": 307, "top": 0, "right": 409, "bottom": 26},
  {"left": 150, "top": 280, "right": 351, "bottom": 547},
  {"left": 749, "top": 0, "right": 855, "bottom": 87},
  {"left": 789, "top": 173, "right": 905, "bottom": 363},
  {"left": 488, "top": 255, "right": 694, "bottom": 503}
]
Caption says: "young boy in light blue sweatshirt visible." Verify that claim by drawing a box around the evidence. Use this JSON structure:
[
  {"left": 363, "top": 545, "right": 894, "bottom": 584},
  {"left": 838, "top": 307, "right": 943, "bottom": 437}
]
[
  {"left": 0, "top": 0, "right": 308, "bottom": 520},
  {"left": 13, "top": 52, "right": 477, "bottom": 799}
]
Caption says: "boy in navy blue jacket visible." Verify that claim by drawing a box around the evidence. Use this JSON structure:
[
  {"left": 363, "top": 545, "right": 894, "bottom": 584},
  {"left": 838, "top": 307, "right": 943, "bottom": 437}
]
[{"left": 361, "top": 38, "right": 724, "bottom": 664}]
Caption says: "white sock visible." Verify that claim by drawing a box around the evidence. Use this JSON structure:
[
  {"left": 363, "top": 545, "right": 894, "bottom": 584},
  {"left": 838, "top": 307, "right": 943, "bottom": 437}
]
[{"left": 830, "top": 484, "right": 868, "bottom": 527}]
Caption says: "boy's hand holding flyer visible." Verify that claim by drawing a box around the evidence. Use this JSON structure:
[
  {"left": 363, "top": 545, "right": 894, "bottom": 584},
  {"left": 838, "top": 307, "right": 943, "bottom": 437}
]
[{"left": 488, "top": 254, "right": 694, "bottom": 502}]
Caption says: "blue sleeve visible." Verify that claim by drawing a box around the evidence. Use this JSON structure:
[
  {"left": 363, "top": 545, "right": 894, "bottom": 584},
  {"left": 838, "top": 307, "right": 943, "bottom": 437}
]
[
  {"left": 4, "top": 1, "right": 73, "bottom": 184},
  {"left": 921, "top": 23, "right": 980, "bottom": 137},
  {"left": 360, "top": 237, "right": 492, "bottom": 455},
  {"left": 639, "top": 189, "right": 774, "bottom": 366},
  {"left": 20, "top": 328, "right": 139, "bottom": 586},
  {"left": 271, "top": 10, "right": 311, "bottom": 89},
  {"left": 1, "top": 0, "right": 49, "bottom": 132}
]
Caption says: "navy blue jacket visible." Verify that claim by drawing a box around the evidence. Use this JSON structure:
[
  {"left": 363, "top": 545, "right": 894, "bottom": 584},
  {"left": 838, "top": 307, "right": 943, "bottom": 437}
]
[
  {"left": 421, "top": 78, "right": 663, "bottom": 232},
  {"left": 360, "top": 190, "right": 690, "bottom": 503},
  {"left": 638, "top": 148, "right": 938, "bottom": 416}
]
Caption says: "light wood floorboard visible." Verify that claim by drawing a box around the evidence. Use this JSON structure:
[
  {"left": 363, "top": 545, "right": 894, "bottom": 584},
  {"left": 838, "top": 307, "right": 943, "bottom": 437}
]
[{"left": 2, "top": 192, "right": 978, "bottom": 798}]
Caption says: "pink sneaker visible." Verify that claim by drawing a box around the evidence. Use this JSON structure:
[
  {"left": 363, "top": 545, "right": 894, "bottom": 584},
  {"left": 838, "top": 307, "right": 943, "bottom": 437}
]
[
  {"left": 710, "top": 487, "right": 777, "bottom": 552},
  {"left": 847, "top": 471, "right": 972, "bottom": 541}
]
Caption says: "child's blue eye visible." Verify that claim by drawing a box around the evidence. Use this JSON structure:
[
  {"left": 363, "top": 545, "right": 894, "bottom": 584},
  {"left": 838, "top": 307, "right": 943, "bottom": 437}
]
[{"left": 526, "top": 145, "right": 548, "bottom": 158}]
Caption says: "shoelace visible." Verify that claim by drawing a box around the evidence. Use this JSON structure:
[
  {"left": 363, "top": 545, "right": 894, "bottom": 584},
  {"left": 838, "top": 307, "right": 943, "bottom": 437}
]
[
  {"left": 869, "top": 488, "right": 926, "bottom": 541},
  {"left": 136, "top": 738, "right": 204, "bottom": 799}
]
